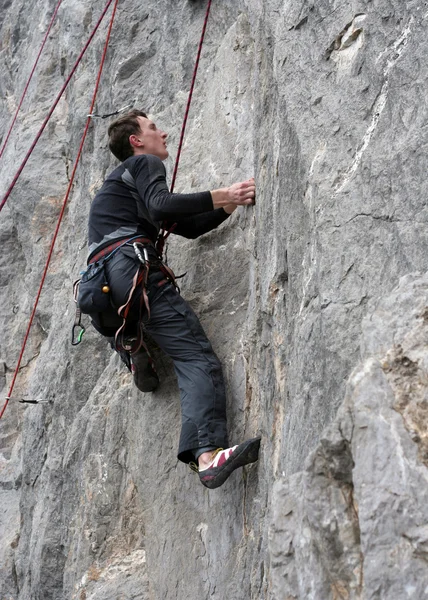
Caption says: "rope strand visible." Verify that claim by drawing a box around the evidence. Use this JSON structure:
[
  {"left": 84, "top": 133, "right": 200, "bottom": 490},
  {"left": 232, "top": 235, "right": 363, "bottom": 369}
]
[
  {"left": 0, "top": 0, "right": 119, "bottom": 420},
  {"left": 157, "top": 0, "right": 213, "bottom": 257},
  {"left": 1, "top": 0, "right": 213, "bottom": 418},
  {"left": 0, "top": 0, "right": 63, "bottom": 162},
  {"left": 0, "top": 0, "right": 114, "bottom": 214},
  {"left": 170, "top": 0, "right": 212, "bottom": 193}
]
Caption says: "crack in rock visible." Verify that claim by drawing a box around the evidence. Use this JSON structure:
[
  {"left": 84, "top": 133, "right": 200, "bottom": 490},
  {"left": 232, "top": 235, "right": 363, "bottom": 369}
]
[{"left": 334, "top": 19, "right": 413, "bottom": 194}]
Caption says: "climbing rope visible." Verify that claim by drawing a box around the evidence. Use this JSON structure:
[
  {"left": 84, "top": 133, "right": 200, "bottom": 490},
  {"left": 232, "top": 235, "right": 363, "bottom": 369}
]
[
  {"left": 156, "top": 0, "right": 212, "bottom": 256},
  {"left": 0, "top": 0, "right": 115, "bottom": 214},
  {"left": 0, "top": 0, "right": 213, "bottom": 418},
  {"left": 171, "top": 0, "right": 212, "bottom": 192},
  {"left": 0, "top": 0, "right": 63, "bottom": 162},
  {"left": 0, "top": 0, "right": 119, "bottom": 420}
]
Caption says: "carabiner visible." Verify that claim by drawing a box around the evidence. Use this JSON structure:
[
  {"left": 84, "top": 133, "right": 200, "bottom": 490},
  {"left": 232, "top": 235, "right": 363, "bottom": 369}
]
[
  {"left": 133, "top": 242, "right": 148, "bottom": 265},
  {"left": 72, "top": 305, "right": 85, "bottom": 346},
  {"left": 72, "top": 323, "right": 86, "bottom": 346}
]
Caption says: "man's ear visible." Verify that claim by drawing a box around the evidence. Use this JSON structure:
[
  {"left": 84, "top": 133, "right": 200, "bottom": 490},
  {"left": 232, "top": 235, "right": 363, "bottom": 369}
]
[{"left": 129, "top": 134, "right": 143, "bottom": 148}]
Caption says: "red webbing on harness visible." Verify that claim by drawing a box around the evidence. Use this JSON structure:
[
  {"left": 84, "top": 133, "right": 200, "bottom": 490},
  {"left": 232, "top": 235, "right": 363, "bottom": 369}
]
[
  {"left": 0, "top": 0, "right": 63, "bottom": 162},
  {"left": 0, "top": 0, "right": 115, "bottom": 214},
  {"left": 115, "top": 263, "right": 151, "bottom": 354},
  {"left": 0, "top": 0, "right": 119, "bottom": 420},
  {"left": 156, "top": 0, "right": 213, "bottom": 257}
]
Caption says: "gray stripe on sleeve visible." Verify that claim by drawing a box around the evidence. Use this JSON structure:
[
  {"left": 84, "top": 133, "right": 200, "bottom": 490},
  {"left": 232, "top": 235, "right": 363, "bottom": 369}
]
[{"left": 122, "top": 168, "right": 160, "bottom": 231}]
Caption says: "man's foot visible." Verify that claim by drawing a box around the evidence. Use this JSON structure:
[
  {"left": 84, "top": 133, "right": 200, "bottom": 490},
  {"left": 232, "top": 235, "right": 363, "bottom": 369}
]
[
  {"left": 197, "top": 437, "right": 261, "bottom": 489},
  {"left": 130, "top": 346, "right": 159, "bottom": 392}
]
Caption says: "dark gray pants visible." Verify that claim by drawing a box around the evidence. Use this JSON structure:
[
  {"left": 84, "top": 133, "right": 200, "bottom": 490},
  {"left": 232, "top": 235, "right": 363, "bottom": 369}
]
[{"left": 101, "top": 247, "right": 229, "bottom": 463}]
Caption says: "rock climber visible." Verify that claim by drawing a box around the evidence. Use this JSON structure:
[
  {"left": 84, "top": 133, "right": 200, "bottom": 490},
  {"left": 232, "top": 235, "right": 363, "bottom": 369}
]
[{"left": 85, "top": 109, "right": 260, "bottom": 488}]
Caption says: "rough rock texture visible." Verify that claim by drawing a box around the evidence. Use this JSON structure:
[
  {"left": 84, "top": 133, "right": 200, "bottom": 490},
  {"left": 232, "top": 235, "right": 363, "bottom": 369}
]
[
  {"left": 1, "top": 0, "right": 428, "bottom": 598},
  {"left": 270, "top": 273, "right": 428, "bottom": 599}
]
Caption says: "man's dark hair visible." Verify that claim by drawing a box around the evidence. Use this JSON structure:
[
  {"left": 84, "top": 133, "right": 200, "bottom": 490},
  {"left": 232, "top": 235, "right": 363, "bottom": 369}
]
[{"left": 108, "top": 109, "right": 148, "bottom": 162}]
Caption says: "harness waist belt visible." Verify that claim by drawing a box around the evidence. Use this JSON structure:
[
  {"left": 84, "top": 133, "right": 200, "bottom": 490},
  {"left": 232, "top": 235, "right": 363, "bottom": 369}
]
[{"left": 88, "top": 236, "right": 154, "bottom": 264}]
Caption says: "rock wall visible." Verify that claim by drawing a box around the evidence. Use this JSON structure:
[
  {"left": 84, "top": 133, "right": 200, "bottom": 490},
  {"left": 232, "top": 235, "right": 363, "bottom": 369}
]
[
  {"left": 270, "top": 273, "right": 428, "bottom": 599},
  {"left": 1, "top": 0, "right": 427, "bottom": 598}
]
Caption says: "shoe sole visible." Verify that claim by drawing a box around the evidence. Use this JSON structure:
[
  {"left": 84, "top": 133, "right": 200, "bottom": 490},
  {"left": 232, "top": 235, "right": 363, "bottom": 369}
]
[{"left": 199, "top": 437, "right": 261, "bottom": 489}]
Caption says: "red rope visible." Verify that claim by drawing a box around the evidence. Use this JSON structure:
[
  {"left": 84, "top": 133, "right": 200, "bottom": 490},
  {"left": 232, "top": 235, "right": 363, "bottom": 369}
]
[
  {"left": 0, "top": 0, "right": 114, "bottom": 214},
  {"left": 0, "top": 0, "right": 63, "bottom": 162},
  {"left": 0, "top": 0, "right": 119, "bottom": 420},
  {"left": 156, "top": 0, "right": 212, "bottom": 256},
  {"left": 170, "top": 0, "right": 212, "bottom": 193}
]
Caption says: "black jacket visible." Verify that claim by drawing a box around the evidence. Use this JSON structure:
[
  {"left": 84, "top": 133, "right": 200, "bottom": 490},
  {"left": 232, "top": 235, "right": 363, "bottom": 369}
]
[{"left": 88, "top": 154, "right": 230, "bottom": 260}]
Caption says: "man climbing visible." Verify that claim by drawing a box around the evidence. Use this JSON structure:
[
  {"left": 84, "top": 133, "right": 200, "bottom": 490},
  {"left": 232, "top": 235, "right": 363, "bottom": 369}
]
[{"left": 86, "top": 109, "right": 260, "bottom": 489}]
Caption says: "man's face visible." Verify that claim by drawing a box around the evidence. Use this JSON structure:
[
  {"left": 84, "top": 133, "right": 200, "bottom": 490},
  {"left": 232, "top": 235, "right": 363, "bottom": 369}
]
[{"left": 132, "top": 116, "right": 168, "bottom": 160}]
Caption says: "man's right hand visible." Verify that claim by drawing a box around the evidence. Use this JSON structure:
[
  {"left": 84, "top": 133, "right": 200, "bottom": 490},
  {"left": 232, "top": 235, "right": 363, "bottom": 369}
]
[{"left": 211, "top": 177, "right": 256, "bottom": 210}]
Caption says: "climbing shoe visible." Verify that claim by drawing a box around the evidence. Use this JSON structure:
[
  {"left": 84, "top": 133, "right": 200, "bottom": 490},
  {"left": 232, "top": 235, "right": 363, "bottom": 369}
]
[
  {"left": 130, "top": 346, "right": 159, "bottom": 393},
  {"left": 196, "top": 437, "right": 261, "bottom": 489}
]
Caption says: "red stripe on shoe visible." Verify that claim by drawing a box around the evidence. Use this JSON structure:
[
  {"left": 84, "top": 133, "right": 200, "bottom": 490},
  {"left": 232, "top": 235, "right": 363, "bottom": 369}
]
[{"left": 212, "top": 446, "right": 237, "bottom": 468}]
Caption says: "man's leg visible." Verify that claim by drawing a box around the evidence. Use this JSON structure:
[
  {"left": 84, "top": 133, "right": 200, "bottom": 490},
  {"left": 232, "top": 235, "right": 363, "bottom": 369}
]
[
  {"left": 129, "top": 341, "right": 159, "bottom": 392},
  {"left": 144, "top": 280, "right": 261, "bottom": 488},
  {"left": 145, "top": 281, "right": 229, "bottom": 464},
  {"left": 104, "top": 253, "right": 260, "bottom": 486},
  {"left": 108, "top": 334, "right": 159, "bottom": 392}
]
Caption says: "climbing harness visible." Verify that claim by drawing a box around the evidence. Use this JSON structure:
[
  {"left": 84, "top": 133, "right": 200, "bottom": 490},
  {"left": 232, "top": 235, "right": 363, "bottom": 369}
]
[
  {"left": 73, "top": 236, "right": 152, "bottom": 336},
  {"left": 114, "top": 245, "right": 152, "bottom": 354},
  {"left": 0, "top": 0, "right": 119, "bottom": 420},
  {"left": 0, "top": 0, "right": 116, "bottom": 214},
  {"left": 0, "top": 0, "right": 63, "bottom": 162},
  {"left": 74, "top": 235, "right": 179, "bottom": 353},
  {"left": 113, "top": 241, "right": 179, "bottom": 354}
]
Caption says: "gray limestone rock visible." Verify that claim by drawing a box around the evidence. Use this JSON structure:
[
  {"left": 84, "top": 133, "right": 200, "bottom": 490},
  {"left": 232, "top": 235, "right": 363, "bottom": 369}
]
[
  {"left": 270, "top": 273, "right": 428, "bottom": 599},
  {"left": 1, "top": 0, "right": 428, "bottom": 598}
]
